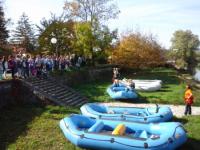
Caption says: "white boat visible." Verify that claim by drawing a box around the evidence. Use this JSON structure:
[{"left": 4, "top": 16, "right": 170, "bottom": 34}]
[{"left": 120, "top": 79, "right": 162, "bottom": 92}]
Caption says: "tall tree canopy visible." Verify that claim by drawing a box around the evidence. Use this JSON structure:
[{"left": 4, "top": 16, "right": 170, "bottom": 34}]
[
  {"left": 170, "top": 30, "right": 200, "bottom": 73},
  {"left": 0, "top": 1, "right": 9, "bottom": 46},
  {"left": 112, "top": 32, "right": 164, "bottom": 69},
  {"left": 36, "top": 13, "right": 67, "bottom": 34},
  {"left": 74, "top": 22, "right": 118, "bottom": 63},
  {"left": 63, "top": 0, "right": 119, "bottom": 64},
  {"left": 74, "top": 22, "right": 93, "bottom": 56},
  {"left": 11, "top": 13, "right": 36, "bottom": 52},
  {"left": 38, "top": 20, "right": 75, "bottom": 55},
  {"left": 63, "top": 0, "right": 119, "bottom": 24}
]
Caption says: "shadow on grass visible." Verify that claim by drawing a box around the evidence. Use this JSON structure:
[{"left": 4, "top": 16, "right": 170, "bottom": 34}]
[
  {"left": 155, "top": 89, "right": 173, "bottom": 92},
  {"left": 45, "top": 106, "right": 80, "bottom": 115},
  {"left": 162, "top": 85, "right": 170, "bottom": 89},
  {"left": 0, "top": 103, "right": 45, "bottom": 150},
  {"left": 117, "top": 98, "right": 149, "bottom": 104},
  {"left": 172, "top": 117, "right": 188, "bottom": 125},
  {"left": 74, "top": 81, "right": 113, "bottom": 103},
  {"left": 177, "top": 138, "right": 200, "bottom": 150},
  {"left": 122, "top": 70, "right": 181, "bottom": 85},
  {"left": 116, "top": 92, "right": 149, "bottom": 104},
  {"left": 0, "top": 103, "right": 80, "bottom": 150},
  {"left": 75, "top": 82, "right": 151, "bottom": 104},
  {"left": 172, "top": 117, "right": 200, "bottom": 150}
]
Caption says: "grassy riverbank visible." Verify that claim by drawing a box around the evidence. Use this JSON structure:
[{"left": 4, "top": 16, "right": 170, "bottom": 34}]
[
  {"left": 1, "top": 67, "right": 200, "bottom": 149},
  {"left": 0, "top": 104, "right": 200, "bottom": 150},
  {"left": 75, "top": 68, "right": 200, "bottom": 106}
]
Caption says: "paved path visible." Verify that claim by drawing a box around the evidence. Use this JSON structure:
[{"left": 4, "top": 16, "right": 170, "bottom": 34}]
[{"left": 103, "top": 102, "right": 200, "bottom": 117}]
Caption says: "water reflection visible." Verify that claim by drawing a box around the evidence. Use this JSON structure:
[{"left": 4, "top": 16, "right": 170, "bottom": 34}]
[{"left": 194, "top": 69, "right": 200, "bottom": 81}]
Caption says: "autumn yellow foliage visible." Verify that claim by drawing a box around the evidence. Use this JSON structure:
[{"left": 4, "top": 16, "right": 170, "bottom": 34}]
[{"left": 112, "top": 32, "right": 165, "bottom": 68}]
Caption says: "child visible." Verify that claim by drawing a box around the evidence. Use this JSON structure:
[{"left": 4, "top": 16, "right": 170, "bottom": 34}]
[{"left": 184, "top": 85, "right": 194, "bottom": 115}]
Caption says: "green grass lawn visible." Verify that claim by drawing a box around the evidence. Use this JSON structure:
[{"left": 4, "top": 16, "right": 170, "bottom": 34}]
[
  {"left": 0, "top": 104, "right": 82, "bottom": 150},
  {"left": 74, "top": 81, "right": 113, "bottom": 103},
  {"left": 75, "top": 67, "right": 200, "bottom": 106},
  {"left": 0, "top": 104, "right": 200, "bottom": 150},
  {"left": 1, "top": 67, "right": 200, "bottom": 149}
]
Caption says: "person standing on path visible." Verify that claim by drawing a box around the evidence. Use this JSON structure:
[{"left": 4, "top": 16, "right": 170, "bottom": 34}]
[{"left": 184, "top": 85, "right": 194, "bottom": 115}]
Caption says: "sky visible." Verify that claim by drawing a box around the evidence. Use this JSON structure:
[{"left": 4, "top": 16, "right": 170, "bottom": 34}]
[{"left": 3, "top": 0, "right": 200, "bottom": 49}]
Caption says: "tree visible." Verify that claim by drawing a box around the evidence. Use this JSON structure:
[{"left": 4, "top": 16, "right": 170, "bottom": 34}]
[
  {"left": 74, "top": 22, "right": 118, "bottom": 64},
  {"left": 170, "top": 30, "right": 200, "bottom": 73},
  {"left": 36, "top": 13, "right": 67, "bottom": 34},
  {"left": 112, "top": 31, "right": 165, "bottom": 69},
  {"left": 63, "top": 0, "right": 119, "bottom": 24},
  {"left": 93, "top": 25, "right": 118, "bottom": 64},
  {"left": 0, "top": 1, "right": 9, "bottom": 46},
  {"left": 38, "top": 20, "right": 75, "bottom": 55},
  {"left": 74, "top": 22, "right": 93, "bottom": 57},
  {"left": 96, "top": 25, "right": 118, "bottom": 52},
  {"left": 11, "top": 13, "right": 36, "bottom": 52},
  {"left": 63, "top": 0, "right": 119, "bottom": 64}
]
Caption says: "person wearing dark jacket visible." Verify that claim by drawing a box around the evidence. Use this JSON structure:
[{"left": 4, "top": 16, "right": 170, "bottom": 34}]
[
  {"left": 22, "top": 57, "right": 29, "bottom": 79},
  {"left": 8, "top": 55, "right": 16, "bottom": 79}
]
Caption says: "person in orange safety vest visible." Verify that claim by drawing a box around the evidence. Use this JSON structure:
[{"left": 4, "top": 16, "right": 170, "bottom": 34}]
[{"left": 184, "top": 85, "right": 194, "bottom": 115}]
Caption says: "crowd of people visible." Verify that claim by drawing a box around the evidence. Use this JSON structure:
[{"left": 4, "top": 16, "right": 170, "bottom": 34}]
[
  {"left": 0, "top": 55, "right": 195, "bottom": 116},
  {"left": 0, "top": 54, "right": 86, "bottom": 79}
]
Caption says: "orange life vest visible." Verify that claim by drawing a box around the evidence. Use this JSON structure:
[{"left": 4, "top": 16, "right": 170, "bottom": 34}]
[{"left": 184, "top": 89, "right": 194, "bottom": 105}]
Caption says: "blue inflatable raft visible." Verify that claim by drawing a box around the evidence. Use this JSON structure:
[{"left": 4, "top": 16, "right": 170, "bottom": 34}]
[
  {"left": 107, "top": 83, "right": 138, "bottom": 99},
  {"left": 81, "top": 103, "right": 173, "bottom": 123},
  {"left": 59, "top": 114, "right": 187, "bottom": 150}
]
